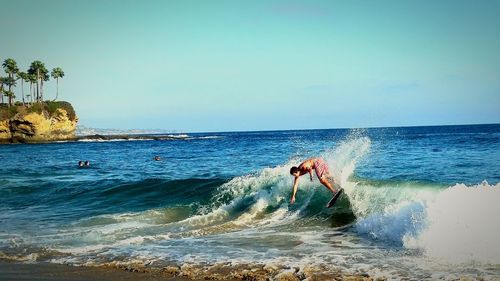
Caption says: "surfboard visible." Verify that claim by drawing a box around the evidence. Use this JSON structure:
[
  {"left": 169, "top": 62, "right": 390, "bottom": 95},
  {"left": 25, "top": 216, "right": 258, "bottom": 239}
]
[{"left": 326, "top": 188, "right": 343, "bottom": 208}]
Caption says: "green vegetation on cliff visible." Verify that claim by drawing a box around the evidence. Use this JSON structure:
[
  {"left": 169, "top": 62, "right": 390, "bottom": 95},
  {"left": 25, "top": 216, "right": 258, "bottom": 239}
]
[{"left": 0, "top": 101, "right": 76, "bottom": 121}]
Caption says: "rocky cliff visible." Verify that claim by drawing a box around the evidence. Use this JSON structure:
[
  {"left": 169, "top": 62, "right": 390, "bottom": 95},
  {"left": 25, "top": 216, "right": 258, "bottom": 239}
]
[{"left": 0, "top": 102, "right": 78, "bottom": 143}]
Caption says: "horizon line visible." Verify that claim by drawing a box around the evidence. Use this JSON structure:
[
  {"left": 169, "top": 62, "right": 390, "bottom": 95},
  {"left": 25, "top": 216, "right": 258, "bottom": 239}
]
[{"left": 79, "top": 122, "right": 500, "bottom": 136}]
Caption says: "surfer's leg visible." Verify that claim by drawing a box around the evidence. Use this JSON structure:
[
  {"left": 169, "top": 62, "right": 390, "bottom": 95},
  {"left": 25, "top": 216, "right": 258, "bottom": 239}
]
[{"left": 319, "top": 176, "right": 336, "bottom": 193}]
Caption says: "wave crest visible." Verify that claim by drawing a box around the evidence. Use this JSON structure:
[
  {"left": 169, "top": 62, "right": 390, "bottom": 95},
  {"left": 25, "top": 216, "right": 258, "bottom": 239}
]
[{"left": 404, "top": 181, "right": 500, "bottom": 263}]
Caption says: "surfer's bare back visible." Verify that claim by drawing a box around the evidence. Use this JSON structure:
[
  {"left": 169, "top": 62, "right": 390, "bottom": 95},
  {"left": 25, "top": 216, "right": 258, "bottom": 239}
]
[{"left": 289, "top": 157, "right": 338, "bottom": 204}]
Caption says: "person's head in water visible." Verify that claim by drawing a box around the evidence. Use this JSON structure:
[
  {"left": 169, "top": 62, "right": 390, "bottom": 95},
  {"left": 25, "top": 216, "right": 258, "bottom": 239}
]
[
  {"left": 290, "top": 166, "right": 300, "bottom": 177},
  {"left": 78, "top": 161, "right": 84, "bottom": 167},
  {"left": 84, "top": 161, "right": 90, "bottom": 167},
  {"left": 154, "top": 156, "right": 161, "bottom": 161}
]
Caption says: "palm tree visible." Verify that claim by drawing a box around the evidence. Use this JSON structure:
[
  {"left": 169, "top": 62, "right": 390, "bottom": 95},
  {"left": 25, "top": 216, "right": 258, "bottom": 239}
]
[
  {"left": 17, "top": 72, "right": 29, "bottom": 105},
  {"left": 2, "top": 58, "right": 19, "bottom": 104},
  {"left": 41, "top": 71, "right": 50, "bottom": 102},
  {"left": 28, "top": 73, "right": 37, "bottom": 104},
  {"left": 2, "top": 58, "right": 19, "bottom": 76},
  {"left": 28, "top": 60, "right": 48, "bottom": 102},
  {"left": 0, "top": 76, "right": 6, "bottom": 104},
  {"left": 51, "top": 67, "right": 64, "bottom": 101},
  {"left": 2, "top": 77, "right": 16, "bottom": 106},
  {"left": 4, "top": 90, "right": 16, "bottom": 107}
]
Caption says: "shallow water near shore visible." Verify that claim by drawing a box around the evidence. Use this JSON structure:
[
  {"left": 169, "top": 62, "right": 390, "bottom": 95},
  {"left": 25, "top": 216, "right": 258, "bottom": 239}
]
[{"left": 1, "top": 124, "right": 499, "bottom": 280}]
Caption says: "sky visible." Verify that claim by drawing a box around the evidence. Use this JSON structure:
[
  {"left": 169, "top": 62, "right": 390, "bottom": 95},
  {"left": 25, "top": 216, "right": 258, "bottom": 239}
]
[{"left": 1, "top": 0, "right": 499, "bottom": 132}]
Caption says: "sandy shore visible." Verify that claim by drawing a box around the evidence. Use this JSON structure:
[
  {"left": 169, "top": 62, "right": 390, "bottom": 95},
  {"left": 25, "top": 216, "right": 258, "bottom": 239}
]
[{"left": 0, "top": 261, "right": 377, "bottom": 281}]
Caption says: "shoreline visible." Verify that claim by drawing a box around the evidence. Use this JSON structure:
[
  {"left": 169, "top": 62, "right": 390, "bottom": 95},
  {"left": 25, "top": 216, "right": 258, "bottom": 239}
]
[{"left": 0, "top": 260, "right": 376, "bottom": 281}]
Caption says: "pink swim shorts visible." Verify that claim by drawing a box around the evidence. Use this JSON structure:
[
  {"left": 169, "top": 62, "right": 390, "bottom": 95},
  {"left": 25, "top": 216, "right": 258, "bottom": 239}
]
[{"left": 314, "top": 158, "right": 329, "bottom": 179}]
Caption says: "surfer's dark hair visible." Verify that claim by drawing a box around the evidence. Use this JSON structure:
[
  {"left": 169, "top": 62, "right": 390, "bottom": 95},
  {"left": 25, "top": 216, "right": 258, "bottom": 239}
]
[{"left": 290, "top": 166, "right": 299, "bottom": 175}]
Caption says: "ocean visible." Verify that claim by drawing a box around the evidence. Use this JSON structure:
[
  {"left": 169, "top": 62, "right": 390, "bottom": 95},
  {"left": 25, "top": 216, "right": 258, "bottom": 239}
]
[{"left": 0, "top": 124, "right": 499, "bottom": 280}]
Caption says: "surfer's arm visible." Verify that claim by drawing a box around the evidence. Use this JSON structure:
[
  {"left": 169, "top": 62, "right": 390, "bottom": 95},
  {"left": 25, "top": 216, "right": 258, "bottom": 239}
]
[
  {"left": 308, "top": 169, "right": 313, "bottom": 181},
  {"left": 291, "top": 176, "right": 299, "bottom": 204}
]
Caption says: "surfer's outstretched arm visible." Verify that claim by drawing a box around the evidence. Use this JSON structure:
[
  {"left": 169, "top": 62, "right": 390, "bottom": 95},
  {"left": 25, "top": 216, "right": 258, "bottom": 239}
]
[{"left": 290, "top": 176, "right": 299, "bottom": 204}]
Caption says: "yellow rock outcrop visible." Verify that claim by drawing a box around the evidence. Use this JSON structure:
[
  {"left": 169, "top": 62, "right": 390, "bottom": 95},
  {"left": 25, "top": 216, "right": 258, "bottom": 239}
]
[
  {"left": 0, "top": 120, "right": 11, "bottom": 140},
  {"left": 0, "top": 108, "right": 77, "bottom": 143}
]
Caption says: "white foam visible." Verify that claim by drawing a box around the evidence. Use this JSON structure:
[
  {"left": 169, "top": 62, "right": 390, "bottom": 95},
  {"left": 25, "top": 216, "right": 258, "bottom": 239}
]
[
  {"left": 77, "top": 138, "right": 154, "bottom": 142},
  {"left": 322, "top": 131, "right": 371, "bottom": 187},
  {"left": 348, "top": 178, "right": 500, "bottom": 264},
  {"left": 404, "top": 181, "right": 500, "bottom": 263},
  {"left": 192, "top": 136, "right": 222, "bottom": 140}
]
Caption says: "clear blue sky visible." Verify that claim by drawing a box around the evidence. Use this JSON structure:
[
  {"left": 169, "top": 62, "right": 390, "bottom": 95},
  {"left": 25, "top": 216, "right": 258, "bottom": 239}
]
[{"left": 1, "top": 0, "right": 499, "bottom": 132}]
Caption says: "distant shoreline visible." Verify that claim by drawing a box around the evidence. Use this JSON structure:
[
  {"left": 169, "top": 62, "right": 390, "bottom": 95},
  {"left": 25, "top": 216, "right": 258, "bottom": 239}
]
[
  {"left": 76, "top": 123, "right": 500, "bottom": 137},
  {"left": 0, "top": 133, "right": 195, "bottom": 144},
  {"left": 74, "top": 133, "right": 191, "bottom": 142},
  {"left": 87, "top": 122, "right": 498, "bottom": 135}
]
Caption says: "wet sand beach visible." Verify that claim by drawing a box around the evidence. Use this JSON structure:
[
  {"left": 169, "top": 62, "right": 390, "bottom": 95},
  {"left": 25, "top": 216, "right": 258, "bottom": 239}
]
[{"left": 0, "top": 261, "right": 188, "bottom": 281}]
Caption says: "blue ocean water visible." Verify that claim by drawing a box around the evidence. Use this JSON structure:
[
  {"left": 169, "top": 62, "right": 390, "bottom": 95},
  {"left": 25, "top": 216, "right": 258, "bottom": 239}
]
[{"left": 0, "top": 124, "right": 499, "bottom": 279}]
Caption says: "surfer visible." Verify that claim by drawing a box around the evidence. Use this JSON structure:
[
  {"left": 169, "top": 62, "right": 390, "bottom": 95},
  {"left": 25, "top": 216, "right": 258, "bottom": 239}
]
[{"left": 289, "top": 158, "right": 342, "bottom": 207}]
